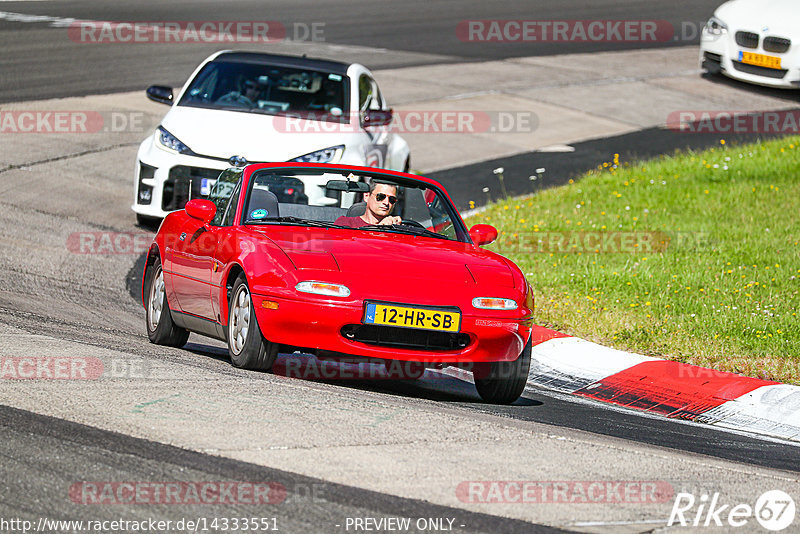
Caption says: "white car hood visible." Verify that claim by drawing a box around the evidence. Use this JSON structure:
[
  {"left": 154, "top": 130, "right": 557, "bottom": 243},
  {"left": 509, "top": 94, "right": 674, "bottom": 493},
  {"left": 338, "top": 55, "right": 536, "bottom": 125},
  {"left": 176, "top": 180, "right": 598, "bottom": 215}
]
[
  {"left": 160, "top": 106, "right": 359, "bottom": 162},
  {"left": 716, "top": 0, "right": 800, "bottom": 35}
]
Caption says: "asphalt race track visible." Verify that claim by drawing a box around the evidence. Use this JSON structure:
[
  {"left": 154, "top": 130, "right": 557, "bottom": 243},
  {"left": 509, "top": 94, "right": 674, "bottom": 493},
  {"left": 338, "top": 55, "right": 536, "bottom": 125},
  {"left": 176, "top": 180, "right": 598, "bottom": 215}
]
[
  {"left": 1, "top": 1, "right": 799, "bottom": 533},
  {"left": 0, "top": 405, "right": 563, "bottom": 534},
  {"left": 0, "top": 0, "right": 725, "bottom": 103}
]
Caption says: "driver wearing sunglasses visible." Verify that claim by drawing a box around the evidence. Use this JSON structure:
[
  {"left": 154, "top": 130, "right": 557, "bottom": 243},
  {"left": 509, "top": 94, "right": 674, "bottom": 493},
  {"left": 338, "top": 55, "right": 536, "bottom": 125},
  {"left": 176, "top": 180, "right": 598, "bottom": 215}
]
[{"left": 335, "top": 180, "right": 402, "bottom": 228}]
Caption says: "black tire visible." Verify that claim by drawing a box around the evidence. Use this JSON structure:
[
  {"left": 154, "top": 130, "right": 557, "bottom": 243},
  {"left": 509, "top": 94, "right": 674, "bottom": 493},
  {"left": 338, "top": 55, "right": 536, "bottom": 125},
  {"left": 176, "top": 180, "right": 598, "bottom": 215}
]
[
  {"left": 145, "top": 258, "right": 190, "bottom": 347},
  {"left": 474, "top": 336, "right": 532, "bottom": 404},
  {"left": 227, "top": 274, "right": 277, "bottom": 371}
]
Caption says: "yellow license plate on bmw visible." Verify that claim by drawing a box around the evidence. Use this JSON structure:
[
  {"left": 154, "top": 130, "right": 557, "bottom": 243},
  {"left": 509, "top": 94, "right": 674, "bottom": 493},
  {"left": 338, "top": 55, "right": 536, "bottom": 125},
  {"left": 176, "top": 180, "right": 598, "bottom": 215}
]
[
  {"left": 739, "top": 51, "right": 782, "bottom": 69},
  {"left": 363, "top": 302, "right": 461, "bottom": 332}
]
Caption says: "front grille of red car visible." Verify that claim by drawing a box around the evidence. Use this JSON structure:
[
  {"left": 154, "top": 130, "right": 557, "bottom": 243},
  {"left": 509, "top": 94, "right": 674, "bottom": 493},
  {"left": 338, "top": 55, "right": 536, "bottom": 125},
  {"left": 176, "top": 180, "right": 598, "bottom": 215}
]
[{"left": 341, "top": 324, "right": 471, "bottom": 351}]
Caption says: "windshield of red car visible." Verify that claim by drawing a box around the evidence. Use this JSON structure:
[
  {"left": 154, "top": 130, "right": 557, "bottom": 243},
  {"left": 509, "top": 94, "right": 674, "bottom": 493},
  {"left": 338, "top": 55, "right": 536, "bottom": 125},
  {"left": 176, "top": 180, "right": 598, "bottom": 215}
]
[{"left": 223, "top": 169, "right": 466, "bottom": 242}]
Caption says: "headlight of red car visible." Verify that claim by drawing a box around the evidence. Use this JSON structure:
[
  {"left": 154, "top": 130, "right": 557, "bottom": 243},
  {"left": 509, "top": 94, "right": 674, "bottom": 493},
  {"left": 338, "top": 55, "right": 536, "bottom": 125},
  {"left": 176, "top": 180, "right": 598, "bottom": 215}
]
[
  {"left": 471, "top": 297, "right": 517, "bottom": 310},
  {"left": 296, "top": 281, "right": 351, "bottom": 297}
]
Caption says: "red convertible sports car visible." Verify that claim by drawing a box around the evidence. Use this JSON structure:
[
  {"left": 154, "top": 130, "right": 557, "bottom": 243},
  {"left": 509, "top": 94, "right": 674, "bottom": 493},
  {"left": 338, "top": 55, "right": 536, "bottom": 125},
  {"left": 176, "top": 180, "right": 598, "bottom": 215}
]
[{"left": 142, "top": 163, "right": 535, "bottom": 403}]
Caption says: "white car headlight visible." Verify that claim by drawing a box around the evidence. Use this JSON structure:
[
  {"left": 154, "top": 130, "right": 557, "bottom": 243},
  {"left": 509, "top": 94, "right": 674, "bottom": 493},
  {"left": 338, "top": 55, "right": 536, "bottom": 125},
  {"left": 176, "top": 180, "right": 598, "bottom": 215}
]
[
  {"left": 289, "top": 145, "right": 344, "bottom": 163},
  {"left": 156, "top": 126, "right": 194, "bottom": 155},
  {"left": 296, "top": 281, "right": 351, "bottom": 297},
  {"left": 472, "top": 297, "right": 517, "bottom": 310},
  {"left": 704, "top": 15, "right": 728, "bottom": 36}
]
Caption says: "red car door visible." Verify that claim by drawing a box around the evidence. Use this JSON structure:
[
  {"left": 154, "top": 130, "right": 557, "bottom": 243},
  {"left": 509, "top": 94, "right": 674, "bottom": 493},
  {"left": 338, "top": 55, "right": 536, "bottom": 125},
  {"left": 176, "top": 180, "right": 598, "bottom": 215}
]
[
  {"left": 167, "top": 167, "right": 244, "bottom": 324},
  {"left": 169, "top": 218, "right": 218, "bottom": 320},
  {"left": 209, "top": 226, "right": 237, "bottom": 324}
]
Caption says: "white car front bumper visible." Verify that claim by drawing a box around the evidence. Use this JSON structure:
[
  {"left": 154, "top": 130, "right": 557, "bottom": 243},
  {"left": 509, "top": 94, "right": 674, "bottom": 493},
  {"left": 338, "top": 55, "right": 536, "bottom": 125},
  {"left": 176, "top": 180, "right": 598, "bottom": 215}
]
[
  {"left": 132, "top": 136, "right": 233, "bottom": 219},
  {"left": 132, "top": 136, "right": 355, "bottom": 219},
  {"left": 700, "top": 29, "right": 800, "bottom": 89}
]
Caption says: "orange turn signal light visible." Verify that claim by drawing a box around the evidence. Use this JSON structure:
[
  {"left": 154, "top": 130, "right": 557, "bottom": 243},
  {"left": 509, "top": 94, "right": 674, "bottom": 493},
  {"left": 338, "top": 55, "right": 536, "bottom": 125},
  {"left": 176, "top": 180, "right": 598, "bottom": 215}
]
[{"left": 261, "top": 300, "right": 280, "bottom": 310}]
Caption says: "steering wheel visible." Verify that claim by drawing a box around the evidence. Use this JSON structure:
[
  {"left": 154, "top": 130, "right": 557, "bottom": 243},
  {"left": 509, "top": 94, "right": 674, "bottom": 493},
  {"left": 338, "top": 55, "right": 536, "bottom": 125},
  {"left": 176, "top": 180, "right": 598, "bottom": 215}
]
[
  {"left": 216, "top": 92, "right": 255, "bottom": 107},
  {"left": 400, "top": 219, "right": 426, "bottom": 229}
]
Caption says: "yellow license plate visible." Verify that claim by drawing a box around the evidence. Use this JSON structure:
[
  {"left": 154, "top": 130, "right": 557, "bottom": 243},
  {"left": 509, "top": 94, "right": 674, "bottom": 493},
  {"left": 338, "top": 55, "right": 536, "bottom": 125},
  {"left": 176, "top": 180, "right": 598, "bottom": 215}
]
[
  {"left": 740, "top": 51, "right": 782, "bottom": 69},
  {"left": 363, "top": 302, "right": 461, "bottom": 332}
]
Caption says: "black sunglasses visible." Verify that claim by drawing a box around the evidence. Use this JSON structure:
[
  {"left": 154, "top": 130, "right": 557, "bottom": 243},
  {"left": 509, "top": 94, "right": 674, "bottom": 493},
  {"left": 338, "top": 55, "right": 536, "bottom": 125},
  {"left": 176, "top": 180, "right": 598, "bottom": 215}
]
[{"left": 373, "top": 193, "right": 397, "bottom": 204}]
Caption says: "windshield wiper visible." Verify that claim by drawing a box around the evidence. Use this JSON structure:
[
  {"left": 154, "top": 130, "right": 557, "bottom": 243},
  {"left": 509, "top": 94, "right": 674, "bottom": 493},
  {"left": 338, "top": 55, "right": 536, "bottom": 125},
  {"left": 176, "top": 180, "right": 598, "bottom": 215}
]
[
  {"left": 358, "top": 224, "right": 449, "bottom": 240},
  {"left": 247, "top": 216, "right": 348, "bottom": 229}
]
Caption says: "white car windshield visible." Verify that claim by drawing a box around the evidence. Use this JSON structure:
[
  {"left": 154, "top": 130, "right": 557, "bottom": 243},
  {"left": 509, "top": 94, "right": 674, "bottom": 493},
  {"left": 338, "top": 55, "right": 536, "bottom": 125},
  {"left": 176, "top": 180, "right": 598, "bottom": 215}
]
[
  {"left": 213, "top": 168, "right": 467, "bottom": 242},
  {"left": 178, "top": 60, "right": 348, "bottom": 120}
]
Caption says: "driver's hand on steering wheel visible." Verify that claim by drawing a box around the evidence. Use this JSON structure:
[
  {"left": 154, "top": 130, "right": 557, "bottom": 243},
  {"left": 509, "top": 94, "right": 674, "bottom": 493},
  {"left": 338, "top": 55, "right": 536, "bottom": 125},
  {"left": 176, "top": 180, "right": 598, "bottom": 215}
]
[{"left": 377, "top": 216, "right": 402, "bottom": 226}]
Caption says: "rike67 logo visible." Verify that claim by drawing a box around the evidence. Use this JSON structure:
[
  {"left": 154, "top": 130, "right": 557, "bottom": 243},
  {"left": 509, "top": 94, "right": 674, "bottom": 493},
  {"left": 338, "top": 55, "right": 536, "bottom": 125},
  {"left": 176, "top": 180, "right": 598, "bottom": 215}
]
[{"left": 669, "top": 490, "right": 796, "bottom": 531}]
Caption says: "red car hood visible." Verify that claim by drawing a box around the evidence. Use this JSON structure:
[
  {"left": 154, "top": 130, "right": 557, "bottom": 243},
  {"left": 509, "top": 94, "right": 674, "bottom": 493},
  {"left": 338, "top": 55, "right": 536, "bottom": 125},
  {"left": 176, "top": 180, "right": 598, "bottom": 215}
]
[{"left": 256, "top": 227, "right": 516, "bottom": 288}]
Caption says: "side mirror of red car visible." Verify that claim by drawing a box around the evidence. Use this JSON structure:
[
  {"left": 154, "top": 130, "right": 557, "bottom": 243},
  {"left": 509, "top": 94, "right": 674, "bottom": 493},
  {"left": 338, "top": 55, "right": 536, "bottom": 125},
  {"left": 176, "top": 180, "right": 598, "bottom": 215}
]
[
  {"left": 185, "top": 199, "right": 216, "bottom": 224},
  {"left": 469, "top": 224, "right": 498, "bottom": 246}
]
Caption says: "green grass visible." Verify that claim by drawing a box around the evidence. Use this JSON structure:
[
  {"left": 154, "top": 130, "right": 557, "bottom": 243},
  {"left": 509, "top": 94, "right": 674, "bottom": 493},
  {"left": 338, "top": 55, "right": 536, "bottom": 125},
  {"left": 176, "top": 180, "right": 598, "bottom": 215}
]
[{"left": 466, "top": 137, "right": 800, "bottom": 384}]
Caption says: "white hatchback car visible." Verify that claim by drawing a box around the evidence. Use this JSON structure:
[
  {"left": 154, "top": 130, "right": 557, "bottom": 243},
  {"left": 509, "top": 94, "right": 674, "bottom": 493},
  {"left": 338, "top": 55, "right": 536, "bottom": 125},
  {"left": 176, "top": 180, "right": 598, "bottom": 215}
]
[
  {"left": 700, "top": 0, "right": 800, "bottom": 90},
  {"left": 133, "top": 51, "right": 410, "bottom": 222}
]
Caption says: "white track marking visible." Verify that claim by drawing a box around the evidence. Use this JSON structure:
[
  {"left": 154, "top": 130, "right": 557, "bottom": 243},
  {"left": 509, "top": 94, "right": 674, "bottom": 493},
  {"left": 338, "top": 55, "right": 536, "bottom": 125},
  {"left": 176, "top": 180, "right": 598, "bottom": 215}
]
[
  {"left": 700, "top": 384, "right": 800, "bottom": 441},
  {"left": 0, "top": 11, "right": 77, "bottom": 26}
]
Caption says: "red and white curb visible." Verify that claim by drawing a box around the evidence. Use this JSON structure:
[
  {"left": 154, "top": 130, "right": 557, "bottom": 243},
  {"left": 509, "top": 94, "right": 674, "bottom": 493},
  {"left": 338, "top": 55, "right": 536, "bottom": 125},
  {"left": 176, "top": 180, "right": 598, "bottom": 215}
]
[{"left": 526, "top": 326, "right": 800, "bottom": 442}]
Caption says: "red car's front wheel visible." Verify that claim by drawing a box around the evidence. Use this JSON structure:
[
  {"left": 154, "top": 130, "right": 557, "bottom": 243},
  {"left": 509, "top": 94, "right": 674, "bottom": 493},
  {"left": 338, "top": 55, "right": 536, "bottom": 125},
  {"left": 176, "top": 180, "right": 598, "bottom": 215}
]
[
  {"left": 227, "top": 274, "right": 278, "bottom": 371},
  {"left": 145, "top": 257, "right": 189, "bottom": 348},
  {"left": 473, "top": 336, "right": 532, "bottom": 404}
]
